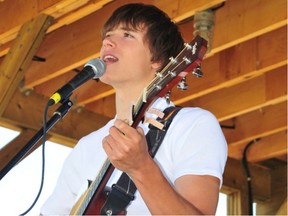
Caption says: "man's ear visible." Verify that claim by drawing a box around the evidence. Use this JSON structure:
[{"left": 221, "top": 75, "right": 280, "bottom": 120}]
[{"left": 151, "top": 61, "right": 162, "bottom": 71}]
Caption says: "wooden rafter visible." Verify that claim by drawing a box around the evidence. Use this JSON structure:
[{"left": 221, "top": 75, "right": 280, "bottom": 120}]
[{"left": 0, "top": 14, "right": 53, "bottom": 116}]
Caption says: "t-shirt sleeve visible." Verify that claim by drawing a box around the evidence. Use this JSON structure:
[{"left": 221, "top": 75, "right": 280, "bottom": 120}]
[{"left": 169, "top": 108, "right": 227, "bottom": 185}]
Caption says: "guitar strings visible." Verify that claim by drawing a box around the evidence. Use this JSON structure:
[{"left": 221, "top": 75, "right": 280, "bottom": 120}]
[
  {"left": 146, "top": 58, "right": 187, "bottom": 98},
  {"left": 132, "top": 44, "right": 190, "bottom": 116},
  {"left": 145, "top": 43, "right": 191, "bottom": 97}
]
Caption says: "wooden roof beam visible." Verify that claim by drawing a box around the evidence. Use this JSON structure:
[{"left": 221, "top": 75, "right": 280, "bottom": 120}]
[
  {"left": 0, "top": 14, "right": 53, "bottom": 116},
  {"left": 22, "top": 0, "right": 287, "bottom": 89},
  {"left": 0, "top": 89, "right": 110, "bottom": 145},
  {"left": 85, "top": 64, "right": 287, "bottom": 118},
  {"left": 31, "top": 20, "right": 287, "bottom": 107},
  {"left": 210, "top": 0, "right": 287, "bottom": 55},
  {"left": 2, "top": 66, "right": 285, "bottom": 152},
  {"left": 0, "top": 0, "right": 113, "bottom": 46},
  {"left": 180, "top": 66, "right": 287, "bottom": 121},
  {"left": 0, "top": 0, "right": 224, "bottom": 58},
  {"left": 64, "top": 24, "right": 287, "bottom": 108},
  {"left": 173, "top": 26, "right": 287, "bottom": 105},
  {"left": 229, "top": 131, "right": 287, "bottom": 162},
  {"left": 223, "top": 101, "right": 287, "bottom": 146}
]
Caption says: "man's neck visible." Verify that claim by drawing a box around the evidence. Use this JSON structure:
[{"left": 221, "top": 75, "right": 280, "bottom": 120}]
[
  {"left": 115, "top": 89, "right": 142, "bottom": 122},
  {"left": 113, "top": 73, "right": 156, "bottom": 121}
]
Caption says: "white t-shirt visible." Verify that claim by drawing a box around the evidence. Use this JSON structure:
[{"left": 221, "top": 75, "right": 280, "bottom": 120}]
[{"left": 41, "top": 98, "right": 227, "bottom": 215}]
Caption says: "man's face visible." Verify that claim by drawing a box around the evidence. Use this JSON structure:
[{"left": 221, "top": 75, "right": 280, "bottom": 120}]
[{"left": 99, "top": 23, "right": 158, "bottom": 90}]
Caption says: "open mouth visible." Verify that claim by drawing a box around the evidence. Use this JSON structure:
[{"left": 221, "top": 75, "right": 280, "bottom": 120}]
[{"left": 103, "top": 55, "right": 118, "bottom": 63}]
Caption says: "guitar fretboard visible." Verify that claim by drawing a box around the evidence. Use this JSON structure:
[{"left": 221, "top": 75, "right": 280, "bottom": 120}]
[{"left": 73, "top": 158, "right": 111, "bottom": 215}]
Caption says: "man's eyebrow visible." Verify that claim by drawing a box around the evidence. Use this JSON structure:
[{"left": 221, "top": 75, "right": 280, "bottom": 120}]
[{"left": 120, "top": 26, "right": 137, "bottom": 31}]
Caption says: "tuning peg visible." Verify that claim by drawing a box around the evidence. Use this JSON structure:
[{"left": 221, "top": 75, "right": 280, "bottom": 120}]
[
  {"left": 192, "top": 65, "right": 204, "bottom": 78},
  {"left": 177, "top": 77, "right": 188, "bottom": 90}
]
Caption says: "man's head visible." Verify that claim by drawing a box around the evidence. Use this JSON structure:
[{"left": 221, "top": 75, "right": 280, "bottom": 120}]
[{"left": 102, "top": 3, "right": 184, "bottom": 69}]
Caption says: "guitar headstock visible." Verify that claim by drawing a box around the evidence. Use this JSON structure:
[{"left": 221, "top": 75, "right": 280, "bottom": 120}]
[{"left": 132, "top": 35, "right": 207, "bottom": 127}]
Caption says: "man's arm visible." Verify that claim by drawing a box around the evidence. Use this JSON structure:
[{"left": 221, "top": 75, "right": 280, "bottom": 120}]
[
  {"left": 103, "top": 119, "right": 221, "bottom": 215},
  {"left": 129, "top": 155, "right": 220, "bottom": 215}
]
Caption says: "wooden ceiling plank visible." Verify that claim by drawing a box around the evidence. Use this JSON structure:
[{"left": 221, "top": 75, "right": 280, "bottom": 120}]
[
  {"left": 0, "top": 0, "right": 217, "bottom": 57},
  {"left": 0, "top": 89, "right": 110, "bottom": 144},
  {"left": 22, "top": 12, "right": 105, "bottom": 88},
  {"left": 0, "top": 0, "right": 112, "bottom": 44},
  {"left": 180, "top": 66, "right": 287, "bottom": 122},
  {"left": 77, "top": 25, "right": 286, "bottom": 106},
  {"left": 0, "top": 14, "right": 53, "bottom": 116},
  {"left": 32, "top": 71, "right": 114, "bottom": 107},
  {"left": 85, "top": 94, "right": 116, "bottom": 117},
  {"left": 84, "top": 65, "right": 287, "bottom": 119},
  {"left": 0, "top": 0, "right": 38, "bottom": 43},
  {"left": 173, "top": 26, "right": 287, "bottom": 105},
  {"left": 224, "top": 102, "right": 287, "bottom": 146},
  {"left": 211, "top": 0, "right": 287, "bottom": 55},
  {"left": 44, "top": 0, "right": 114, "bottom": 32},
  {"left": 42, "top": 0, "right": 90, "bottom": 17},
  {"left": 24, "top": 16, "right": 287, "bottom": 108},
  {"left": 22, "top": 0, "right": 275, "bottom": 89},
  {"left": 228, "top": 131, "right": 287, "bottom": 162},
  {"left": 170, "top": 0, "right": 226, "bottom": 22},
  {"left": 78, "top": 88, "right": 115, "bottom": 106}
]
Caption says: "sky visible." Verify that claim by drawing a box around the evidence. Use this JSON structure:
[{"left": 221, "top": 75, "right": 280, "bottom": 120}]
[
  {"left": 0, "top": 126, "right": 72, "bottom": 215},
  {"left": 0, "top": 126, "right": 227, "bottom": 215}
]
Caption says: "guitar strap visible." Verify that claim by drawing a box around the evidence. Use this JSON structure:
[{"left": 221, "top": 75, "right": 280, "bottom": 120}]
[{"left": 100, "top": 106, "right": 182, "bottom": 215}]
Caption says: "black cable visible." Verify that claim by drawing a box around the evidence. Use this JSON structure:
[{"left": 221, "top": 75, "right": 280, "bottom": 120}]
[
  {"left": 19, "top": 100, "right": 50, "bottom": 215},
  {"left": 242, "top": 138, "right": 261, "bottom": 215}
]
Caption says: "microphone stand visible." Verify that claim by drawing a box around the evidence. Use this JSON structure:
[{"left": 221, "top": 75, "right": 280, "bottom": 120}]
[{"left": 0, "top": 99, "right": 73, "bottom": 180}]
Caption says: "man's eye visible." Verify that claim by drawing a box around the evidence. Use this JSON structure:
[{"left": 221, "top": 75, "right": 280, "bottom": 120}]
[{"left": 124, "top": 32, "right": 133, "bottom": 38}]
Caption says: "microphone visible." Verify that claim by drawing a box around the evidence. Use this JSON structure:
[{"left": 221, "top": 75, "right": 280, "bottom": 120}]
[{"left": 48, "top": 58, "right": 106, "bottom": 106}]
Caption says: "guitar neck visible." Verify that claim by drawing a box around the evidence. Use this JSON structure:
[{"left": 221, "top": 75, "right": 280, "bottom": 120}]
[{"left": 71, "top": 158, "right": 112, "bottom": 215}]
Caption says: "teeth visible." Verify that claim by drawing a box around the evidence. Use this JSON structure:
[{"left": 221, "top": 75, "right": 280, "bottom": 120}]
[{"left": 104, "top": 55, "right": 117, "bottom": 62}]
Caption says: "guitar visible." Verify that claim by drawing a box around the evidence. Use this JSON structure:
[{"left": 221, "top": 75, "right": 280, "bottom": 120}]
[{"left": 70, "top": 35, "right": 207, "bottom": 215}]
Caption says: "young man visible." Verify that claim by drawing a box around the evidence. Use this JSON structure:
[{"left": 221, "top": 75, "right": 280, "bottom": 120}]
[{"left": 41, "top": 3, "right": 227, "bottom": 215}]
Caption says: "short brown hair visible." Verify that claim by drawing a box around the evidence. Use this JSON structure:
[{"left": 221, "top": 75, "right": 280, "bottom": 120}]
[{"left": 102, "top": 3, "right": 184, "bottom": 69}]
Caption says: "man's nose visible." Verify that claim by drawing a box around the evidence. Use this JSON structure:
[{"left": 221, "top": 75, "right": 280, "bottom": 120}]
[{"left": 103, "top": 36, "right": 116, "bottom": 48}]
